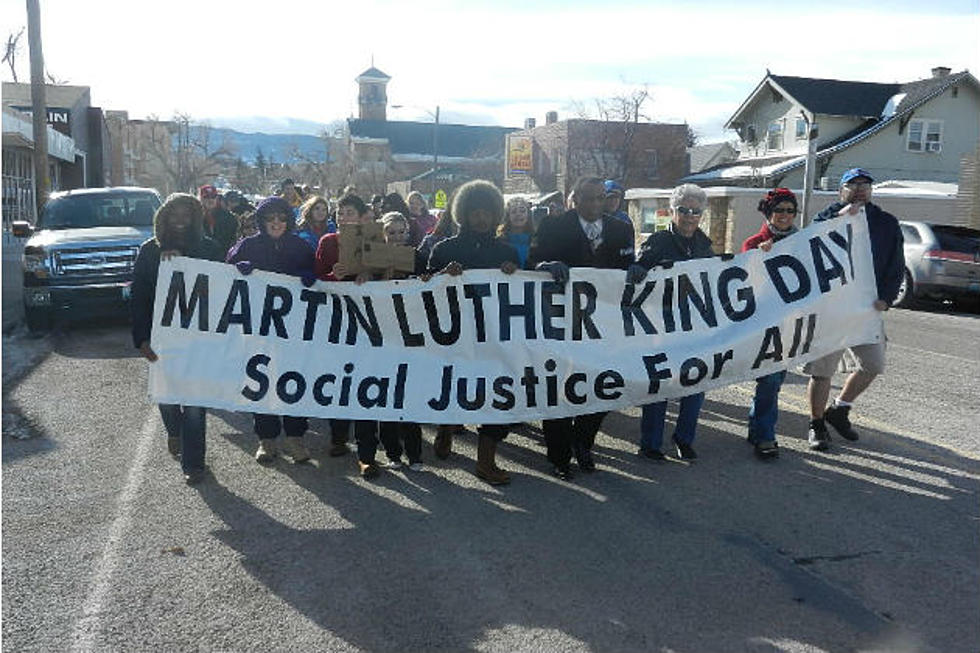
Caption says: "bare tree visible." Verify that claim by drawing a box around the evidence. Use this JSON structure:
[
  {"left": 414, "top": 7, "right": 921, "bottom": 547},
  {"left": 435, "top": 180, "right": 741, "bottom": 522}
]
[
  {"left": 143, "top": 113, "right": 236, "bottom": 193},
  {"left": 571, "top": 85, "right": 653, "bottom": 183},
  {"left": 2, "top": 28, "right": 24, "bottom": 81},
  {"left": 44, "top": 69, "right": 67, "bottom": 84}
]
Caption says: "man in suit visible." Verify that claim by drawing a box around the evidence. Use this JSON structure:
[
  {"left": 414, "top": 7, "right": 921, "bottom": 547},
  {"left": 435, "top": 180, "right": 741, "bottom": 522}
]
[{"left": 529, "top": 176, "right": 635, "bottom": 480}]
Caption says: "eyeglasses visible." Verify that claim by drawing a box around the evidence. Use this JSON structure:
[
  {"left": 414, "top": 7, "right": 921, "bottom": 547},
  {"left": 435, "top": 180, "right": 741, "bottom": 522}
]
[
  {"left": 675, "top": 206, "right": 703, "bottom": 216},
  {"left": 772, "top": 207, "right": 797, "bottom": 215},
  {"left": 844, "top": 181, "right": 872, "bottom": 190}
]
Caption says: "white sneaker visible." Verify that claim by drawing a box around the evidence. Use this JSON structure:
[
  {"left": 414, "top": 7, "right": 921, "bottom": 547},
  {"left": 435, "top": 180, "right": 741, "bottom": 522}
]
[
  {"left": 382, "top": 458, "right": 402, "bottom": 469},
  {"left": 408, "top": 461, "right": 424, "bottom": 472}
]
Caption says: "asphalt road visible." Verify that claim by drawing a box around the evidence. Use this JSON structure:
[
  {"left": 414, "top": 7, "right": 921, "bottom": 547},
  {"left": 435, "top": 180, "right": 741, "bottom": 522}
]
[{"left": 2, "top": 306, "right": 978, "bottom": 653}]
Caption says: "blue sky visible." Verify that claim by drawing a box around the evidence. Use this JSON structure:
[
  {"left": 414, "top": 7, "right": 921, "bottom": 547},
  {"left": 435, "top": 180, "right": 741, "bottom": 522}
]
[{"left": 2, "top": 0, "right": 977, "bottom": 142}]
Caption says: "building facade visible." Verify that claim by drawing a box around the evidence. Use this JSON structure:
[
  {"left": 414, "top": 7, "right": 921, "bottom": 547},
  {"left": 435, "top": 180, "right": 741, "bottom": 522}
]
[
  {"left": 347, "top": 66, "right": 518, "bottom": 199},
  {"left": 502, "top": 114, "right": 690, "bottom": 197},
  {"left": 687, "top": 67, "right": 980, "bottom": 191}
]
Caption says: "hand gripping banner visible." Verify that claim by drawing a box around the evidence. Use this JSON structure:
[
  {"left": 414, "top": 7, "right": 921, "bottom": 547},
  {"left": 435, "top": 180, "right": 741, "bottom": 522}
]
[{"left": 149, "top": 215, "right": 882, "bottom": 424}]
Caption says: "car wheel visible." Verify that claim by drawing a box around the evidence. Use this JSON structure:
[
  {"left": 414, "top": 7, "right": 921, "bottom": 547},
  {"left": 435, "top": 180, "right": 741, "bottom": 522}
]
[
  {"left": 25, "top": 306, "right": 52, "bottom": 333},
  {"left": 894, "top": 269, "right": 916, "bottom": 308}
]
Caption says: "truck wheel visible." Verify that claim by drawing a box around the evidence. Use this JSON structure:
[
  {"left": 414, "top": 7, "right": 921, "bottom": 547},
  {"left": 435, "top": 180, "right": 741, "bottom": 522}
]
[
  {"left": 25, "top": 307, "right": 52, "bottom": 333},
  {"left": 893, "top": 269, "right": 916, "bottom": 309}
]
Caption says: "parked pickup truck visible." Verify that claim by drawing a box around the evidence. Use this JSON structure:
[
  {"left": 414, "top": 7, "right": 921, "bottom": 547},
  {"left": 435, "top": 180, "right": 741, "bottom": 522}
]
[{"left": 12, "top": 187, "right": 162, "bottom": 331}]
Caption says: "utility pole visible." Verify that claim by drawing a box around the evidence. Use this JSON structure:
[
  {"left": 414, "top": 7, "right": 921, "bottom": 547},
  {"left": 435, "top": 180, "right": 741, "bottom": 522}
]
[
  {"left": 432, "top": 105, "right": 440, "bottom": 194},
  {"left": 800, "top": 110, "right": 818, "bottom": 226},
  {"left": 26, "top": 0, "right": 49, "bottom": 219}
]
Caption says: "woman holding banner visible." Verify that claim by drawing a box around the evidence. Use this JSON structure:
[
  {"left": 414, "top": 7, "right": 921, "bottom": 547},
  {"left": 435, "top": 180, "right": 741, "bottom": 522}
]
[
  {"left": 226, "top": 196, "right": 317, "bottom": 466},
  {"left": 741, "top": 188, "right": 800, "bottom": 460},
  {"left": 629, "top": 183, "right": 714, "bottom": 462},
  {"left": 131, "top": 193, "right": 225, "bottom": 484},
  {"left": 428, "top": 180, "right": 521, "bottom": 485}
]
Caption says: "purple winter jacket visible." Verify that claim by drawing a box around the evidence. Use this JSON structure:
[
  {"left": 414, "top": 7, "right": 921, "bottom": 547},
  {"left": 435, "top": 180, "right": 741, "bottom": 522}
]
[{"left": 225, "top": 200, "right": 314, "bottom": 278}]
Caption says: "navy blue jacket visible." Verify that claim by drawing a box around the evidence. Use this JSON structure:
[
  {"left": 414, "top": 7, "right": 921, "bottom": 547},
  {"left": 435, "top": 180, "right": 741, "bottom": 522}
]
[{"left": 814, "top": 201, "right": 904, "bottom": 305}]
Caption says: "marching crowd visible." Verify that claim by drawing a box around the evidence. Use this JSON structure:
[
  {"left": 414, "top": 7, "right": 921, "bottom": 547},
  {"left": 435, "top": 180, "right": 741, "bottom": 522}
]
[{"left": 132, "top": 168, "right": 904, "bottom": 485}]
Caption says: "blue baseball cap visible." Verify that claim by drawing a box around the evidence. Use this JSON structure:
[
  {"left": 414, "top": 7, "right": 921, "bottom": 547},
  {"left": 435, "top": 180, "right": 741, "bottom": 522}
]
[
  {"left": 840, "top": 168, "right": 874, "bottom": 185},
  {"left": 604, "top": 180, "right": 625, "bottom": 195}
]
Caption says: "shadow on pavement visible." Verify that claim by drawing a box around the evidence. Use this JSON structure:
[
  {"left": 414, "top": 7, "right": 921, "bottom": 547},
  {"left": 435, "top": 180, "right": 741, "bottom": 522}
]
[{"left": 185, "top": 399, "right": 978, "bottom": 652}]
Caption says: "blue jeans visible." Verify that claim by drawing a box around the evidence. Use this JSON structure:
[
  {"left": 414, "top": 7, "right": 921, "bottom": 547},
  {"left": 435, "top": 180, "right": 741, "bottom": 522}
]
[
  {"left": 159, "top": 404, "right": 206, "bottom": 473},
  {"left": 747, "top": 371, "right": 786, "bottom": 444},
  {"left": 639, "top": 393, "right": 705, "bottom": 451}
]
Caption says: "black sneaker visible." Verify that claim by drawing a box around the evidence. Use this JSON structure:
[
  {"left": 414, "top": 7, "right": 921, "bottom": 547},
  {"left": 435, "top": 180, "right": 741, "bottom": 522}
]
[
  {"left": 551, "top": 464, "right": 575, "bottom": 481},
  {"left": 824, "top": 404, "right": 859, "bottom": 441},
  {"left": 808, "top": 419, "right": 831, "bottom": 451},
  {"left": 637, "top": 447, "right": 666, "bottom": 461},
  {"left": 673, "top": 439, "right": 698, "bottom": 460},
  {"left": 753, "top": 440, "right": 779, "bottom": 460},
  {"left": 183, "top": 468, "right": 207, "bottom": 485}
]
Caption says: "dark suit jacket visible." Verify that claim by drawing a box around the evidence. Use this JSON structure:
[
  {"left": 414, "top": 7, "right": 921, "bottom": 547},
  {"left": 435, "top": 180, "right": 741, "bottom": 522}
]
[{"left": 528, "top": 210, "right": 635, "bottom": 270}]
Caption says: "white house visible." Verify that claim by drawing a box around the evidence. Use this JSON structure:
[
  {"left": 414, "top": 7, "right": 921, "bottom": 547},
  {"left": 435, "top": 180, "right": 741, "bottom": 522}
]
[{"left": 684, "top": 67, "right": 980, "bottom": 190}]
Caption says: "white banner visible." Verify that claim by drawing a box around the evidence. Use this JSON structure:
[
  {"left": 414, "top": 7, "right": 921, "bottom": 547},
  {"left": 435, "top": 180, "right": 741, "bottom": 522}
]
[{"left": 149, "top": 216, "right": 882, "bottom": 424}]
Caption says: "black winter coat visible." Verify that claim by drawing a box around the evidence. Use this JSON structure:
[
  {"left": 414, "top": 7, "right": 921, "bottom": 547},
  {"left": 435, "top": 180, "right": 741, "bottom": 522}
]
[
  {"left": 636, "top": 224, "right": 714, "bottom": 269},
  {"left": 131, "top": 236, "right": 224, "bottom": 348},
  {"left": 528, "top": 210, "right": 635, "bottom": 270},
  {"left": 428, "top": 228, "right": 519, "bottom": 272}
]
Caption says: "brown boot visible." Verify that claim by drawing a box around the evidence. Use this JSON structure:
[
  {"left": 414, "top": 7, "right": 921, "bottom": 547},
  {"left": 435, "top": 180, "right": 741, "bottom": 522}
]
[
  {"left": 434, "top": 425, "right": 454, "bottom": 460},
  {"left": 475, "top": 433, "right": 510, "bottom": 485}
]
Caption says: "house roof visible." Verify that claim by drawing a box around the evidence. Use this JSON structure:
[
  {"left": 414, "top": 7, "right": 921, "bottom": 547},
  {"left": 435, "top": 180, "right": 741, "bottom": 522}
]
[
  {"left": 768, "top": 75, "right": 900, "bottom": 117},
  {"left": 688, "top": 142, "right": 737, "bottom": 173},
  {"left": 348, "top": 119, "right": 517, "bottom": 158},
  {"left": 700, "top": 70, "right": 978, "bottom": 184}
]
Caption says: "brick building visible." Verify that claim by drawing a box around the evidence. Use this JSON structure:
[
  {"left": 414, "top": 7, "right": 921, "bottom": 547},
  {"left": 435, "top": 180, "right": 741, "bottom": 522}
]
[{"left": 502, "top": 113, "right": 690, "bottom": 196}]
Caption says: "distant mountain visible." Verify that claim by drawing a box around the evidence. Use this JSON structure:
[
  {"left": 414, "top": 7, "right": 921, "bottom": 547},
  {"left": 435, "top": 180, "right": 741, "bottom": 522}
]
[
  {"left": 203, "top": 115, "right": 344, "bottom": 136},
  {"left": 187, "top": 123, "right": 346, "bottom": 166}
]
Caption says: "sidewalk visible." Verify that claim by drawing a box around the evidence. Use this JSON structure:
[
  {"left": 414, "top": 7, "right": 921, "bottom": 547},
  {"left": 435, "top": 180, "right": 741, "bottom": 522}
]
[{"left": 3, "top": 231, "right": 25, "bottom": 333}]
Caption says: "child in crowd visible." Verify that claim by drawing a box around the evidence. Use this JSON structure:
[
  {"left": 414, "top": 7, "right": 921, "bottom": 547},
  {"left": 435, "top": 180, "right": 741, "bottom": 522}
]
[
  {"left": 376, "top": 211, "right": 425, "bottom": 471},
  {"left": 407, "top": 190, "right": 437, "bottom": 235},
  {"left": 226, "top": 197, "right": 316, "bottom": 465},
  {"left": 314, "top": 194, "right": 384, "bottom": 478},
  {"left": 295, "top": 195, "right": 335, "bottom": 250},
  {"left": 498, "top": 197, "right": 534, "bottom": 268},
  {"left": 428, "top": 180, "right": 520, "bottom": 485},
  {"left": 131, "top": 193, "right": 225, "bottom": 484}
]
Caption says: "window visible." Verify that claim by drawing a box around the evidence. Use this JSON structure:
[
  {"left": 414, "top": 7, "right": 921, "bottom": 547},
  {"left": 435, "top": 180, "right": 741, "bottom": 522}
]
[
  {"left": 644, "top": 149, "right": 659, "bottom": 180},
  {"left": 795, "top": 117, "right": 807, "bottom": 140},
  {"left": 900, "top": 224, "right": 921, "bottom": 244},
  {"left": 907, "top": 119, "right": 943, "bottom": 152},
  {"left": 767, "top": 120, "right": 784, "bottom": 150}
]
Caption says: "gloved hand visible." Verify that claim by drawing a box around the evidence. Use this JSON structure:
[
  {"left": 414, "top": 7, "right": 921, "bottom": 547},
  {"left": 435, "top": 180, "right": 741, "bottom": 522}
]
[
  {"left": 535, "top": 261, "right": 570, "bottom": 284},
  {"left": 626, "top": 263, "right": 648, "bottom": 284},
  {"left": 235, "top": 261, "right": 254, "bottom": 275},
  {"left": 301, "top": 274, "right": 316, "bottom": 288}
]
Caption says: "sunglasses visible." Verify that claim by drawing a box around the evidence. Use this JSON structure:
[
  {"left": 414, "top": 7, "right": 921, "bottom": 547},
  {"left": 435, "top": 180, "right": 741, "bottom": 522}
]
[
  {"left": 844, "top": 181, "right": 872, "bottom": 189},
  {"left": 675, "top": 206, "right": 703, "bottom": 216},
  {"left": 772, "top": 207, "right": 797, "bottom": 215},
  {"left": 264, "top": 214, "right": 288, "bottom": 223}
]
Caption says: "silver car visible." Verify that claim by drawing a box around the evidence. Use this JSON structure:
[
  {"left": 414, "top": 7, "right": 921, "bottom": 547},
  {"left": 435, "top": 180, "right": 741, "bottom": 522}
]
[{"left": 896, "top": 221, "right": 980, "bottom": 310}]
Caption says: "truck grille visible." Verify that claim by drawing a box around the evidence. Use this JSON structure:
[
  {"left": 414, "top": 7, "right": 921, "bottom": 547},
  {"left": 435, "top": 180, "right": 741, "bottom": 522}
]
[{"left": 52, "top": 246, "right": 139, "bottom": 277}]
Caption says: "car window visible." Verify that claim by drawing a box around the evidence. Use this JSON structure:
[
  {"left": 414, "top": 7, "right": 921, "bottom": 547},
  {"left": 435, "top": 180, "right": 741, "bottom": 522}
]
[
  {"left": 900, "top": 224, "right": 921, "bottom": 244},
  {"left": 40, "top": 193, "right": 161, "bottom": 229},
  {"left": 932, "top": 226, "right": 980, "bottom": 254}
]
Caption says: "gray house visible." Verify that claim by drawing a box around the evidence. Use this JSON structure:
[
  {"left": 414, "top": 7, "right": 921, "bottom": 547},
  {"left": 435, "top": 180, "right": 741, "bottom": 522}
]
[{"left": 684, "top": 67, "right": 980, "bottom": 189}]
